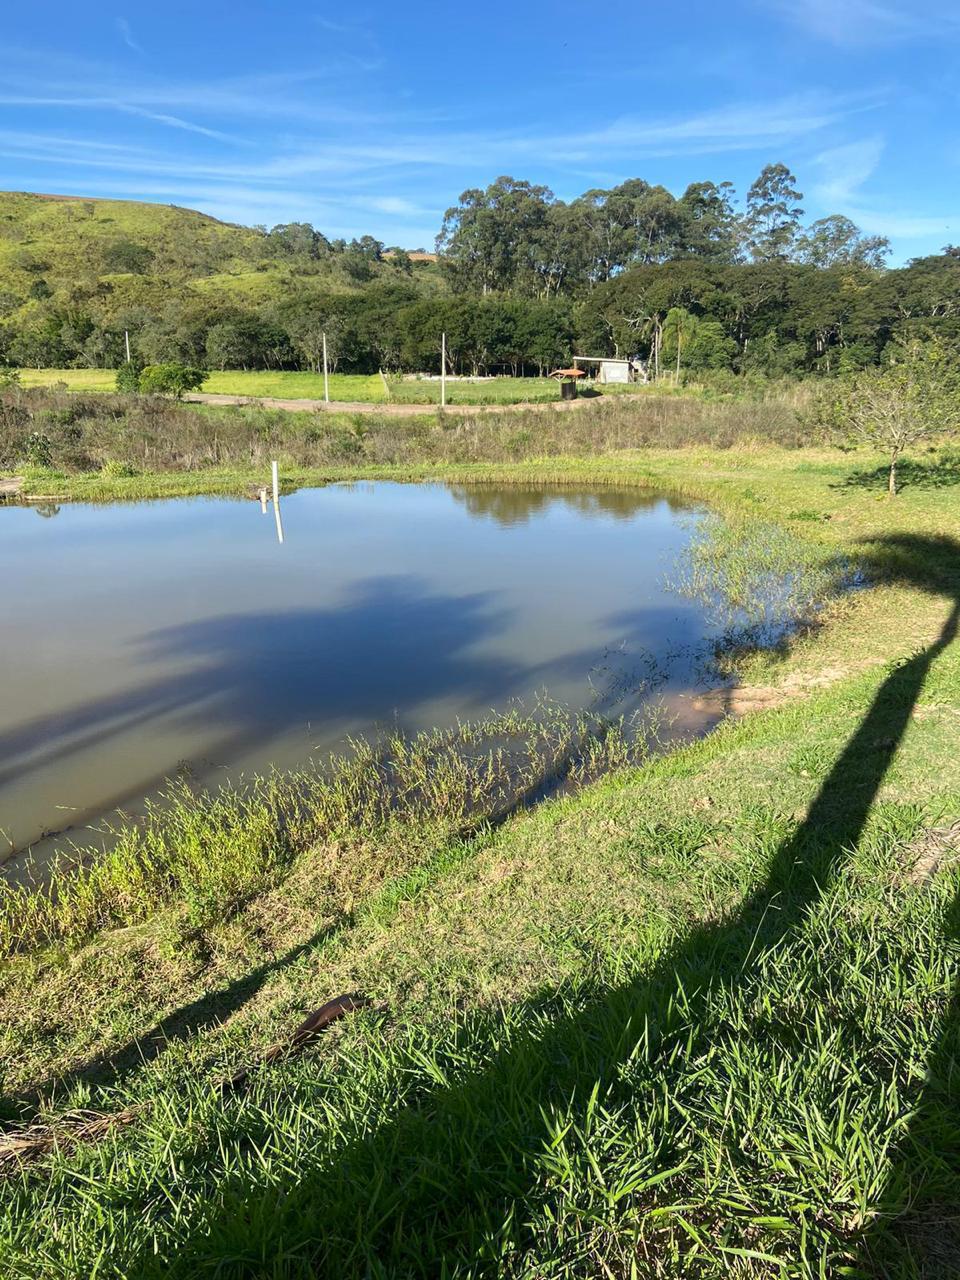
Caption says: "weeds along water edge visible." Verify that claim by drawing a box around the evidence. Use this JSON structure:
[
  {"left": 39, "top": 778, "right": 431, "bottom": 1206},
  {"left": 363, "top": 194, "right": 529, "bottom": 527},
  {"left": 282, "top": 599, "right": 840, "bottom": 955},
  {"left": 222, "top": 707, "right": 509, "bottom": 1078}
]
[
  {"left": 671, "top": 512, "right": 861, "bottom": 659},
  {"left": 0, "top": 699, "right": 660, "bottom": 959}
]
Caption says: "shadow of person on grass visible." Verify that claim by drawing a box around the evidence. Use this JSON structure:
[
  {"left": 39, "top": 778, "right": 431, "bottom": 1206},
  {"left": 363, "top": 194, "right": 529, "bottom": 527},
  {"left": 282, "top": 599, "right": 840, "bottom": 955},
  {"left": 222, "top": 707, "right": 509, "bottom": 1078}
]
[
  {"left": 0, "top": 926, "right": 335, "bottom": 1125},
  {"left": 120, "top": 533, "right": 960, "bottom": 1277}
]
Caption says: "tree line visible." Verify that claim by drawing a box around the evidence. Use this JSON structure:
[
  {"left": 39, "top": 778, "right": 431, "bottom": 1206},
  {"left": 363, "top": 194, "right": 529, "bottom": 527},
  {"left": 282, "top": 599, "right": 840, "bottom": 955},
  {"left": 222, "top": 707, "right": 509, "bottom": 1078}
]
[
  {"left": 1, "top": 163, "right": 959, "bottom": 380},
  {"left": 436, "top": 164, "right": 890, "bottom": 296},
  {"left": 7, "top": 257, "right": 960, "bottom": 381}
]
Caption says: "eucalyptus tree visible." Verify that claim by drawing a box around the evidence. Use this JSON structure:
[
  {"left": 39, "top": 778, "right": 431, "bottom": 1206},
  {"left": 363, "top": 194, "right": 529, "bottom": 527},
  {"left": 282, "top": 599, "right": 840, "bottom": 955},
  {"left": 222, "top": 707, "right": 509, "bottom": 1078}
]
[
  {"left": 529, "top": 202, "right": 590, "bottom": 297},
  {"left": 678, "top": 181, "right": 744, "bottom": 262},
  {"left": 745, "top": 163, "right": 804, "bottom": 261},
  {"left": 571, "top": 180, "right": 687, "bottom": 280},
  {"left": 628, "top": 184, "right": 687, "bottom": 264},
  {"left": 794, "top": 215, "right": 890, "bottom": 269},
  {"left": 437, "top": 177, "right": 554, "bottom": 294}
]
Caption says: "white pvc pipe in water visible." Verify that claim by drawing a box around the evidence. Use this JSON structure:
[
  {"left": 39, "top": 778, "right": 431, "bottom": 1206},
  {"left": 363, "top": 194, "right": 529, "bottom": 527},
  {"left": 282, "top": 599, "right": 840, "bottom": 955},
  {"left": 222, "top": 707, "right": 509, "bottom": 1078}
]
[{"left": 271, "top": 460, "right": 284, "bottom": 544}]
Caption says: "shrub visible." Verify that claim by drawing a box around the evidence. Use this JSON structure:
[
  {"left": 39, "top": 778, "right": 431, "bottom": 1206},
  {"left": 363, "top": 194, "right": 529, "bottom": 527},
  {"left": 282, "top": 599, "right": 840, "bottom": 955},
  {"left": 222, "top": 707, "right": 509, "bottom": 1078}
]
[
  {"left": 22, "top": 431, "right": 53, "bottom": 468},
  {"left": 138, "top": 363, "right": 207, "bottom": 398},
  {"left": 115, "top": 360, "right": 143, "bottom": 394},
  {"left": 102, "top": 239, "right": 155, "bottom": 274},
  {"left": 100, "top": 458, "right": 139, "bottom": 478}
]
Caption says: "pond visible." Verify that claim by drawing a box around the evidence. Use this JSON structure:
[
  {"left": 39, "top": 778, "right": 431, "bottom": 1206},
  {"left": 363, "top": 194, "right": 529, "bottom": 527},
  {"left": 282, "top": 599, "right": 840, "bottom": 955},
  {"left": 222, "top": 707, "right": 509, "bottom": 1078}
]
[{"left": 1, "top": 481, "right": 728, "bottom": 873}]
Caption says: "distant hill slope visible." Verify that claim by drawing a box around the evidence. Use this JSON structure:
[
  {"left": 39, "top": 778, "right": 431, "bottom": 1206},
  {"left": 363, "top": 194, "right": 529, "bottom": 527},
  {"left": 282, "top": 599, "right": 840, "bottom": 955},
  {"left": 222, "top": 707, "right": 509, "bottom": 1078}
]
[
  {"left": 0, "top": 191, "right": 438, "bottom": 319},
  {"left": 0, "top": 191, "right": 268, "bottom": 290},
  {"left": 0, "top": 192, "right": 454, "bottom": 374}
]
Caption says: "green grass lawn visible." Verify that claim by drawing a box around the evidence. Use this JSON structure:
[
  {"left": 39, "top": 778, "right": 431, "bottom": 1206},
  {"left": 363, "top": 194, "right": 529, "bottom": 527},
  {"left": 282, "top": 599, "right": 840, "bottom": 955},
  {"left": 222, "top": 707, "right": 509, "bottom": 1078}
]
[
  {"left": 17, "top": 367, "right": 118, "bottom": 392},
  {"left": 2, "top": 448, "right": 960, "bottom": 1276},
  {"left": 15, "top": 368, "right": 636, "bottom": 405},
  {"left": 201, "top": 370, "right": 387, "bottom": 401},
  {"left": 16, "top": 368, "right": 387, "bottom": 401}
]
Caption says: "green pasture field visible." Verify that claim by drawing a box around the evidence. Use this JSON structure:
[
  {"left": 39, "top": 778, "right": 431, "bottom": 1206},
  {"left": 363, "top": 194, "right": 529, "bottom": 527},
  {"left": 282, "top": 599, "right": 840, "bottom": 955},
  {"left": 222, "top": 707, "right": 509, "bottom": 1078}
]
[{"left": 15, "top": 368, "right": 630, "bottom": 405}]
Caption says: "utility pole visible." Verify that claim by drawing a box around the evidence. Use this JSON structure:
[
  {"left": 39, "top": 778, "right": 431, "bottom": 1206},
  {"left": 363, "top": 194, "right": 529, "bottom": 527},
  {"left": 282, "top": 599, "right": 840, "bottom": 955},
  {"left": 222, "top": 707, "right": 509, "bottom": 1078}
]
[
  {"left": 322, "top": 331, "right": 330, "bottom": 404},
  {"left": 440, "top": 331, "right": 447, "bottom": 408},
  {"left": 124, "top": 329, "right": 131, "bottom": 363}
]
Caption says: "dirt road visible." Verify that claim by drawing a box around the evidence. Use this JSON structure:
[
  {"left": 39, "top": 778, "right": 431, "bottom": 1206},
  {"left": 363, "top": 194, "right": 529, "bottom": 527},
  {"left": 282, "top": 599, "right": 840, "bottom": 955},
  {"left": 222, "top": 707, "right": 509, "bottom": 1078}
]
[{"left": 184, "top": 392, "right": 614, "bottom": 416}]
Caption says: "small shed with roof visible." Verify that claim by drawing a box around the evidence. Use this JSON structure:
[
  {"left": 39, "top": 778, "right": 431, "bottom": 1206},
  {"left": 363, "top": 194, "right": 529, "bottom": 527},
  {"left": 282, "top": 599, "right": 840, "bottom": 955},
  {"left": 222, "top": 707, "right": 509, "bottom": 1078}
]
[{"left": 570, "top": 355, "right": 636, "bottom": 384}]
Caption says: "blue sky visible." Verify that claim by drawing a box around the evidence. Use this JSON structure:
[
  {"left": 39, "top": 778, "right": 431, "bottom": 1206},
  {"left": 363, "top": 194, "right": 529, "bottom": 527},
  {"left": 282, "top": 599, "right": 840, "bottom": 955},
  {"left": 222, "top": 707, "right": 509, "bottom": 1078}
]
[{"left": 3, "top": 1, "right": 960, "bottom": 262}]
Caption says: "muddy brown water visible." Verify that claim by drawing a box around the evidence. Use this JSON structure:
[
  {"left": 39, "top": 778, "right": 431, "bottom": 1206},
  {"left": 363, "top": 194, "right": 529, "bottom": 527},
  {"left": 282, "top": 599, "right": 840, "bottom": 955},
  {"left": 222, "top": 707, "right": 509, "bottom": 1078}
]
[{"left": 0, "top": 482, "right": 728, "bottom": 877}]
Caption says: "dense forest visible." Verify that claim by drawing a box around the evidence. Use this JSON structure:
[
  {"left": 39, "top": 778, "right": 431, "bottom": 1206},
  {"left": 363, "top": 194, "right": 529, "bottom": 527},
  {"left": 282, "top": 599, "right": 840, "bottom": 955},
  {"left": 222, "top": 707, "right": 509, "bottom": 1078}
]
[{"left": 1, "top": 164, "right": 958, "bottom": 380}]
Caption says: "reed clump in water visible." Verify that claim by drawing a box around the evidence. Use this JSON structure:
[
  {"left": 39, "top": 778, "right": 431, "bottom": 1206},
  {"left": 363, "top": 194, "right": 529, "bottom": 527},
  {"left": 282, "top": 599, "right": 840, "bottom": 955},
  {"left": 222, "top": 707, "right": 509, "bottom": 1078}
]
[{"left": 669, "top": 513, "right": 859, "bottom": 663}]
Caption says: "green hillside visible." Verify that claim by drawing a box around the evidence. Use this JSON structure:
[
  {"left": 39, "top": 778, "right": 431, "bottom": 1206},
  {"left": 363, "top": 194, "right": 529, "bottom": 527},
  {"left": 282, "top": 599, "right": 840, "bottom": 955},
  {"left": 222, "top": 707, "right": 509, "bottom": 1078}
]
[
  {"left": 0, "top": 190, "right": 445, "bottom": 372},
  {"left": 0, "top": 192, "right": 268, "bottom": 291},
  {"left": 0, "top": 190, "right": 441, "bottom": 296}
]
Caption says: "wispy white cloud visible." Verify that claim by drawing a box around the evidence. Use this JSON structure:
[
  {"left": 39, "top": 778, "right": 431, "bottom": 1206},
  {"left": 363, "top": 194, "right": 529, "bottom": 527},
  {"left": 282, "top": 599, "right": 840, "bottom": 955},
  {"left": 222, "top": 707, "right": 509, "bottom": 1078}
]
[
  {"left": 808, "top": 134, "right": 958, "bottom": 245},
  {"left": 314, "top": 14, "right": 373, "bottom": 38},
  {"left": 0, "top": 43, "right": 871, "bottom": 151},
  {"left": 120, "top": 106, "right": 238, "bottom": 142},
  {"left": 0, "top": 48, "right": 889, "bottom": 246},
  {"left": 810, "top": 135, "right": 885, "bottom": 204},
  {"left": 843, "top": 209, "right": 958, "bottom": 239},
  {"left": 0, "top": 49, "right": 391, "bottom": 128},
  {"left": 360, "top": 195, "right": 432, "bottom": 217},
  {"left": 0, "top": 128, "right": 147, "bottom": 155},
  {"left": 771, "top": 0, "right": 960, "bottom": 46},
  {"left": 0, "top": 96, "right": 241, "bottom": 143},
  {"left": 116, "top": 18, "right": 142, "bottom": 54},
  {"left": 529, "top": 91, "right": 883, "bottom": 168},
  {"left": 0, "top": 86, "right": 878, "bottom": 194},
  {"left": 215, "top": 89, "right": 876, "bottom": 181}
]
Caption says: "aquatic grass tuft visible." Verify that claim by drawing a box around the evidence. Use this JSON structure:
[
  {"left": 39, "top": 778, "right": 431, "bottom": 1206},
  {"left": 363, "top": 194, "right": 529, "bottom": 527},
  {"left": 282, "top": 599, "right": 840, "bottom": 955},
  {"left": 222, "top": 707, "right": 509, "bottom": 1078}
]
[
  {"left": 0, "top": 702, "right": 654, "bottom": 958},
  {"left": 671, "top": 513, "right": 858, "bottom": 647},
  {"left": 0, "top": 778, "right": 294, "bottom": 955}
]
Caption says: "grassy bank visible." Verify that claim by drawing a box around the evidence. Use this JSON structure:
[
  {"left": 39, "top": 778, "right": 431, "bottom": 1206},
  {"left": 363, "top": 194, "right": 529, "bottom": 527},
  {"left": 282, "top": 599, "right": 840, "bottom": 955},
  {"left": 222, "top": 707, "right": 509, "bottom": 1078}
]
[
  {"left": 2, "top": 427, "right": 960, "bottom": 1275},
  {"left": 0, "top": 705, "right": 651, "bottom": 959}
]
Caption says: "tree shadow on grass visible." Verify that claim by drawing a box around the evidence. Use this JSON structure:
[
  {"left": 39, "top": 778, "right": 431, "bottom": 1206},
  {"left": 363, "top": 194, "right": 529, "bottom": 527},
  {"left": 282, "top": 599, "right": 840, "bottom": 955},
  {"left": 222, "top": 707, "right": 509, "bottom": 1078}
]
[
  {"left": 835, "top": 456, "right": 960, "bottom": 493},
  {"left": 124, "top": 534, "right": 960, "bottom": 1277}
]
